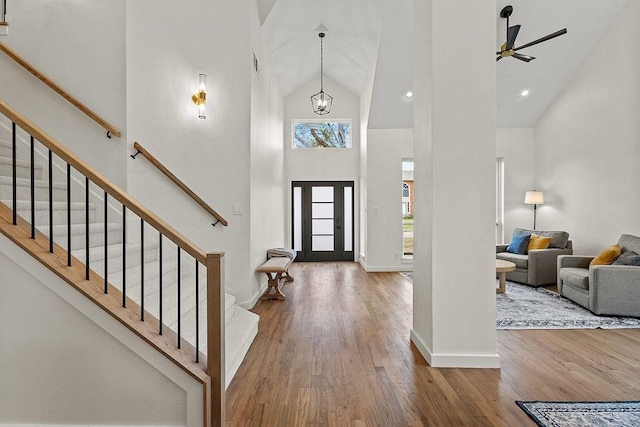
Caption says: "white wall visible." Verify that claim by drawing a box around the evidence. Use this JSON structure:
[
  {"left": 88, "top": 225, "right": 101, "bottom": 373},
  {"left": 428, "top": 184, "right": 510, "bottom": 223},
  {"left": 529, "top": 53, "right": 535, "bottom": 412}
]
[
  {"left": 126, "top": 0, "right": 283, "bottom": 306},
  {"left": 249, "top": 3, "right": 286, "bottom": 301},
  {"left": 412, "top": 0, "right": 498, "bottom": 368},
  {"left": 364, "top": 128, "right": 413, "bottom": 271},
  {"left": 284, "top": 77, "right": 361, "bottom": 253},
  {"left": 0, "top": 246, "right": 193, "bottom": 425},
  {"left": 535, "top": 0, "right": 640, "bottom": 255},
  {"left": 0, "top": 0, "right": 127, "bottom": 187},
  {"left": 496, "top": 128, "right": 535, "bottom": 243}
]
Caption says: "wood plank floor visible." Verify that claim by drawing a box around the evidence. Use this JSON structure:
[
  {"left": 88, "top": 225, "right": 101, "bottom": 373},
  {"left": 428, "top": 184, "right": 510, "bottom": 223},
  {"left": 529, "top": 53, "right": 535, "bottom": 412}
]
[{"left": 226, "top": 262, "right": 640, "bottom": 426}]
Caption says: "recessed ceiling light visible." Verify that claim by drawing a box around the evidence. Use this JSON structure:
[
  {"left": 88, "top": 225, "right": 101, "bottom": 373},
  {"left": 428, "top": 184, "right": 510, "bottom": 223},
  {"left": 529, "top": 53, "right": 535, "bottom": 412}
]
[
  {"left": 521, "top": 89, "right": 530, "bottom": 97},
  {"left": 405, "top": 91, "right": 414, "bottom": 99}
]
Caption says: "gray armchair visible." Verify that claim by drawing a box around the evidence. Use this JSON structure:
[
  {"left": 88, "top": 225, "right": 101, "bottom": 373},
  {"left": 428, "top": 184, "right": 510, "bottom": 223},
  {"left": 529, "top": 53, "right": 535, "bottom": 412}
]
[
  {"left": 558, "top": 234, "right": 640, "bottom": 317},
  {"left": 496, "top": 228, "right": 573, "bottom": 287}
]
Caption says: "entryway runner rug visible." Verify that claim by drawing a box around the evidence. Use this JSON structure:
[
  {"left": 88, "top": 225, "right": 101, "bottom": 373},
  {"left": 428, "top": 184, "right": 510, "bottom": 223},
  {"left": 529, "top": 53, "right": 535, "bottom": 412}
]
[
  {"left": 397, "top": 273, "right": 640, "bottom": 329},
  {"left": 517, "top": 401, "right": 640, "bottom": 427}
]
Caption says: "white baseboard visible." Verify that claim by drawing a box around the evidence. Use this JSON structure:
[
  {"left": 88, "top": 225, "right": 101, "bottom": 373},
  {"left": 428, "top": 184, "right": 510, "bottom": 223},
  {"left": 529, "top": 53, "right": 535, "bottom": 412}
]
[
  {"left": 359, "top": 262, "right": 413, "bottom": 273},
  {"left": 410, "top": 329, "right": 500, "bottom": 368},
  {"left": 237, "top": 280, "right": 268, "bottom": 310}
]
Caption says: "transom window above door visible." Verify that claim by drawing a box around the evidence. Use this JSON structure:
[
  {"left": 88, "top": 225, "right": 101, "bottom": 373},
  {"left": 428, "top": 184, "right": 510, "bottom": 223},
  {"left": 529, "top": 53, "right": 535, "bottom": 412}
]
[{"left": 292, "top": 121, "right": 351, "bottom": 149}]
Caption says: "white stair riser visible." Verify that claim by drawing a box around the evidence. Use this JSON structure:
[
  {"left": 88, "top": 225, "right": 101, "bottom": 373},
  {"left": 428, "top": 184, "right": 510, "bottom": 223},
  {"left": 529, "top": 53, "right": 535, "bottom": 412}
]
[
  {"left": 0, "top": 181, "right": 67, "bottom": 202},
  {"left": 0, "top": 160, "right": 44, "bottom": 180},
  {"left": 45, "top": 225, "right": 122, "bottom": 251},
  {"left": 75, "top": 244, "right": 161, "bottom": 273},
  {"left": 13, "top": 205, "right": 96, "bottom": 226}
]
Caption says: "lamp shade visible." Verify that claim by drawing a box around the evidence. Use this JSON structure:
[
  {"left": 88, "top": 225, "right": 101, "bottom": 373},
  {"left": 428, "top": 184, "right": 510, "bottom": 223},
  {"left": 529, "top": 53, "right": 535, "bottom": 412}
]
[{"left": 524, "top": 191, "right": 544, "bottom": 205}]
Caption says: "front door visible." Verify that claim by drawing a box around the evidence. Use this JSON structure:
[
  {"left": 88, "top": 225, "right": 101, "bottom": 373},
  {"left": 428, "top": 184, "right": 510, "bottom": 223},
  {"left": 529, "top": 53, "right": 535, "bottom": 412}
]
[{"left": 292, "top": 181, "right": 354, "bottom": 262}]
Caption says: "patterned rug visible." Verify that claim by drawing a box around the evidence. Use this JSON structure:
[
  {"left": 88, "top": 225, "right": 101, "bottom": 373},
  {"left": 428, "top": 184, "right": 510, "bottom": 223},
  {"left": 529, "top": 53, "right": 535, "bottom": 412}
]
[
  {"left": 517, "top": 401, "right": 640, "bottom": 427},
  {"left": 497, "top": 281, "right": 640, "bottom": 330},
  {"left": 397, "top": 273, "right": 640, "bottom": 329}
]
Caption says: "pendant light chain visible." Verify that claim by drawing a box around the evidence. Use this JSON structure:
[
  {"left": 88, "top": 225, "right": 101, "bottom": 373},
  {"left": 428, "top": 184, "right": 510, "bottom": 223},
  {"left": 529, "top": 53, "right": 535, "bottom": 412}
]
[
  {"left": 311, "top": 30, "right": 332, "bottom": 115},
  {"left": 320, "top": 33, "right": 324, "bottom": 92}
]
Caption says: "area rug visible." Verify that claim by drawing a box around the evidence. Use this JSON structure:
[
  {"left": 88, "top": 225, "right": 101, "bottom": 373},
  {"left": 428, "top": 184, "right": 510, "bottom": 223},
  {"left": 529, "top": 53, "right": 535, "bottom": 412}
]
[
  {"left": 397, "top": 273, "right": 640, "bottom": 329},
  {"left": 517, "top": 401, "right": 640, "bottom": 427},
  {"left": 497, "top": 281, "right": 640, "bottom": 330}
]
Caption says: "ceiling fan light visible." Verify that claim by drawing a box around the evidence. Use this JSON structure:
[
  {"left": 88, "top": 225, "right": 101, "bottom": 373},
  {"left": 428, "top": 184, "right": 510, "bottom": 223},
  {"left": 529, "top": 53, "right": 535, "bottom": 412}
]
[{"left": 521, "top": 89, "right": 530, "bottom": 97}]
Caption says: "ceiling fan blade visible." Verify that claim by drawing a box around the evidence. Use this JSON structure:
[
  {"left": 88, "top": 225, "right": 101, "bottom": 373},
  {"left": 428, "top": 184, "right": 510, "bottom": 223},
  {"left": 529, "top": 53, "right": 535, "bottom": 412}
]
[
  {"left": 514, "top": 28, "right": 567, "bottom": 52},
  {"left": 512, "top": 53, "right": 536, "bottom": 62},
  {"left": 507, "top": 25, "right": 520, "bottom": 50},
  {"left": 496, "top": 56, "right": 503, "bottom": 62}
]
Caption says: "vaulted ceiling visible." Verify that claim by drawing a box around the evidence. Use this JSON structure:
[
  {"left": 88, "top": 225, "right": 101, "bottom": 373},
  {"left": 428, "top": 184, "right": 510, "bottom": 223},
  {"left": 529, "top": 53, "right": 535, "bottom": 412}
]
[{"left": 259, "top": 0, "right": 630, "bottom": 129}]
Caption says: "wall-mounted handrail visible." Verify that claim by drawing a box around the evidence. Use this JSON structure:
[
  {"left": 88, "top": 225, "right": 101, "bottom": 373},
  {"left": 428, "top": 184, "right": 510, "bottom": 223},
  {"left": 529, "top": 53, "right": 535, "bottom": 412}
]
[
  {"left": 132, "top": 141, "right": 229, "bottom": 227},
  {"left": 0, "top": 42, "right": 121, "bottom": 139}
]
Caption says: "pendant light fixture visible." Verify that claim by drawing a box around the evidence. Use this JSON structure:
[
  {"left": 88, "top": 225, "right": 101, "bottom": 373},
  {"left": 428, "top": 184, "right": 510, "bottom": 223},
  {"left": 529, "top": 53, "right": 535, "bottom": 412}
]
[{"left": 311, "top": 28, "right": 332, "bottom": 115}]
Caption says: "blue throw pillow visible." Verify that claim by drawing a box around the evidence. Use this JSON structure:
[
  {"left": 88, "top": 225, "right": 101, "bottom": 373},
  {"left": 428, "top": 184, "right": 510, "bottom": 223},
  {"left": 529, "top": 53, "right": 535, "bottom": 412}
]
[
  {"left": 612, "top": 251, "right": 640, "bottom": 266},
  {"left": 506, "top": 234, "right": 531, "bottom": 255}
]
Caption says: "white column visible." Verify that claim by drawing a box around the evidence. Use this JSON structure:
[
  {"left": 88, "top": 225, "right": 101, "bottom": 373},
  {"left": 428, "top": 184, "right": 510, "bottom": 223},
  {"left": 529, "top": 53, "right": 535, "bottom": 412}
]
[{"left": 411, "top": 0, "right": 499, "bottom": 368}]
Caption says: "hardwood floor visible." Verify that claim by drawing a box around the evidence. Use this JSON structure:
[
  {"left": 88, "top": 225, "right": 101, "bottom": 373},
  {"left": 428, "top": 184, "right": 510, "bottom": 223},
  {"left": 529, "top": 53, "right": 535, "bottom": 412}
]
[{"left": 226, "top": 262, "right": 640, "bottom": 426}]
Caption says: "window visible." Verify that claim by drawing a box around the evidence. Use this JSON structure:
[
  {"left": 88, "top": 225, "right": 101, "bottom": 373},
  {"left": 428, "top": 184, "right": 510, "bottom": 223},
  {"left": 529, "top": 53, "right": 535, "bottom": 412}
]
[
  {"left": 496, "top": 157, "right": 504, "bottom": 244},
  {"left": 292, "top": 121, "right": 351, "bottom": 148},
  {"left": 402, "top": 160, "right": 414, "bottom": 257}
]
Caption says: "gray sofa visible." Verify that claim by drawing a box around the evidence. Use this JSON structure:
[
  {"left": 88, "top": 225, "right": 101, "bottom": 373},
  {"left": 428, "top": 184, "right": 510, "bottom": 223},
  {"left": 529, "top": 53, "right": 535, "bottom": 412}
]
[
  {"left": 496, "top": 228, "right": 573, "bottom": 287},
  {"left": 558, "top": 234, "right": 640, "bottom": 317}
]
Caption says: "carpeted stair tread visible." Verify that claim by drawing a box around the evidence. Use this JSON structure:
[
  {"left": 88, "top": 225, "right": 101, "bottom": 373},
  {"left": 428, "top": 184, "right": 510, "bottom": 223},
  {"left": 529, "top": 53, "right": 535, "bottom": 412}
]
[
  {"left": 0, "top": 176, "right": 68, "bottom": 202},
  {"left": 0, "top": 156, "right": 44, "bottom": 180},
  {"left": 2, "top": 199, "right": 96, "bottom": 226}
]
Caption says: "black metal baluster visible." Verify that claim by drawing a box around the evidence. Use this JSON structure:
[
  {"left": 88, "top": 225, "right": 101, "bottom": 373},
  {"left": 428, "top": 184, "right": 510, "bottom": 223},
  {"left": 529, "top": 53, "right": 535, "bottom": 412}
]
[
  {"left": 30, "top": 136, "right": 35, "bottom": 238},
  {"left": 48, "top": 150, "right": 53, "bottom": 253},
  {"left": 104, "top": 190, "right": 108, "bottom": 294},
  {"left": 177, "top": 247, "right": 181, "bottom": 349},
  {"left": 11, "top": 122, "right": 16, "bottom": 225},
  {"left": 66, "top": 163, "right": 71, "bottom": 267},
  {"left": 122, "top": 205, "right": 126, "bottom": 307},
  {"left": 140, "top": 218, "right": 144, "bottom": 321},
  {"left": 159, "top": 233, "right": 163, "bottom": 335},
  {"left": 195, "top": 261, "right": 199, "bottom": 363},
  {"left": 85, "top": 177, "right": 89, "bottom": 280}
]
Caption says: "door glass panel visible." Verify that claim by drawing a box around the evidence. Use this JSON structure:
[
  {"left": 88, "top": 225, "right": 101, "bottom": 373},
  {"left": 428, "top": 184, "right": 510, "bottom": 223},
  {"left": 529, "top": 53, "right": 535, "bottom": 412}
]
[
  {"left": 312, "top": 186, "right": 333, "bottom": 203},
  {"left": 313, "top": 219, "right": 334, "bottom": 235},
  {"left": 312, "top": 235, "right": 334, "bottom": 251},
  {"left": 293, "top": 186, "right": 302, "bottom": 251},
  {"left": 312, "top": 202, "right": 333, "bottom": 218},
  {"left": 344, "top": 187, "right": 353, "bottom": 251}
]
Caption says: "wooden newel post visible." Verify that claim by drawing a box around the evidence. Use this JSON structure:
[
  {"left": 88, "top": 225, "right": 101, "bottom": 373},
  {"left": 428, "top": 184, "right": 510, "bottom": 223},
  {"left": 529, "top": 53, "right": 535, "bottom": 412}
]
[{"left": 206, "top": 252, "right": 225, "bottom": 427}]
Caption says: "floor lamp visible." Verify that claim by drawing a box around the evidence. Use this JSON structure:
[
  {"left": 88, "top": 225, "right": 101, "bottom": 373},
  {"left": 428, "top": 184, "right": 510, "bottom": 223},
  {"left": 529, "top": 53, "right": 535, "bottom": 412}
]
[{"left": 524, "top": 190, "right": 544, "bottom": 230}]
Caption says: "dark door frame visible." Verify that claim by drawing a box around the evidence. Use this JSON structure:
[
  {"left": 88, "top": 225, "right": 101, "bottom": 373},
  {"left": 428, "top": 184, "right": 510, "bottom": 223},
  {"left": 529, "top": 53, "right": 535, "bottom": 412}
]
[{"left": 292, "top": 181, "right": 354, "bottom": 262}]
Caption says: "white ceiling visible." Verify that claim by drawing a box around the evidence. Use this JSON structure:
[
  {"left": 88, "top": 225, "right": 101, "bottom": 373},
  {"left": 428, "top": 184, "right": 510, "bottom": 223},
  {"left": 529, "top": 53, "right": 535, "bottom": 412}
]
[
  {"left": 496, "top": 0, "right": 628, "bottom": 127},
  {"left": 259, "top": 0, "right": 630, "bottom": 129}
]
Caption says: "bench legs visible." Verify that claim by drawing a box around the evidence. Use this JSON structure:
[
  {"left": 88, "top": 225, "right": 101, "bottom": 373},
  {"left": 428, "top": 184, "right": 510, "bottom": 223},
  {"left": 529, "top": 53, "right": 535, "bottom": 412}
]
[{"left": 260, "top": 271, "right": 288, "bottom": 301}]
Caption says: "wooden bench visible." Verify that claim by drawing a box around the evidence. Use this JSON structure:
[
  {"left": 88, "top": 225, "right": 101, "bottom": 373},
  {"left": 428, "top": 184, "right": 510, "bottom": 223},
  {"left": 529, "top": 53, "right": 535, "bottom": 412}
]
[{"left": 256, "top": 257, "right": 294, "bottom": 300}]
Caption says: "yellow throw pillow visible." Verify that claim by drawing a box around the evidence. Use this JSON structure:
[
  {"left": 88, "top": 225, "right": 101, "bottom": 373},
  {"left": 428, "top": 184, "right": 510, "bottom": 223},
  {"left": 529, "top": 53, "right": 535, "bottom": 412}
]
[
  {"left": 590, "top": 244, "right": 621, "bottom": 266},
  {"left": 527, "top": 234, "right": 553, "bottom": 252}
]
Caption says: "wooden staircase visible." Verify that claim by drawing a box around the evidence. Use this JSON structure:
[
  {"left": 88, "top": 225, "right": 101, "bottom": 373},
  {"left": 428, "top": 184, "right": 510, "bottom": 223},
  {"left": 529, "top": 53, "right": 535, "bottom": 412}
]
[{"left": 0, "top": 100, "right": 257, "bottom": 425}]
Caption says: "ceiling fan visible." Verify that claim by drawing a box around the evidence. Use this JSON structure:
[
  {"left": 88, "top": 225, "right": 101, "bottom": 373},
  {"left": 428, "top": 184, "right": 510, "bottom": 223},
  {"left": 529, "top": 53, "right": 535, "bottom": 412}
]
[{"left": 497, "top": 5, "right": 567, "bottom": 62}]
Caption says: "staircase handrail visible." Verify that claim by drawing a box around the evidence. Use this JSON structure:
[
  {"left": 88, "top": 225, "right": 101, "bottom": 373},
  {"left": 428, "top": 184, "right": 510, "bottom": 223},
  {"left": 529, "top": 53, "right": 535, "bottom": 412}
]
[
  {"left": 132, "top": 141, "right": 228, "bottom": 227},
  {"left": 0, "top": 98, "right": 224, "bottom": 425},
  {"left": 0, "top": 42, "right": 121, "bottom": 139}
]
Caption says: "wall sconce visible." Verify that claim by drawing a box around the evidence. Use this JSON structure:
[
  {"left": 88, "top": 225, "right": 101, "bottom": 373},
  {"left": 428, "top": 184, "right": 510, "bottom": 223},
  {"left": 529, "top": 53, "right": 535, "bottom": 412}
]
[{"left": 191, "top": 73, "right": 207, "bottom": 119}]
